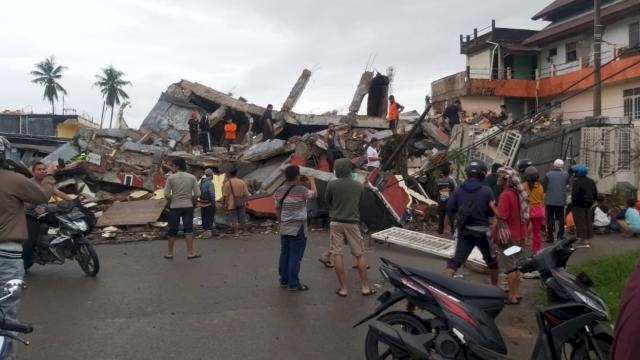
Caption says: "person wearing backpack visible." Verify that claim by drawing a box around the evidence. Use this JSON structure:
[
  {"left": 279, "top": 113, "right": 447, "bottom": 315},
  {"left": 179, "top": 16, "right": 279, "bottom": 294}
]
[
  {"left": 197, "top": 169, "right": 217, "bottom": 238},
  {"left": 445, "top": 160, "right": 499, "bottom": 286}
]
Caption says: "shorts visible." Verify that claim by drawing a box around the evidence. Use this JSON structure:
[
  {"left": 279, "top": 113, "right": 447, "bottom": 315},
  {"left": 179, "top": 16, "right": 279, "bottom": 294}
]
[
  {"left": 227, "top": 207, "right": 247, "bottom": 226},
  {"left": 388, "top": 119, "right": 398, "bottom": 129},
  {"left": 329, "top": 221, "right": 364, "bottom": 257},
  {"left": 168, "top": 207, "right": 195, "bottom": 236}
]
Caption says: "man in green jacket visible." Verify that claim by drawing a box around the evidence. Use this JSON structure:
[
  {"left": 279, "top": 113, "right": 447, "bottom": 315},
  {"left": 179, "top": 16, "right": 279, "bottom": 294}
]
[{"left": 326, "top": 158, "right": 375, "bottom": 297}]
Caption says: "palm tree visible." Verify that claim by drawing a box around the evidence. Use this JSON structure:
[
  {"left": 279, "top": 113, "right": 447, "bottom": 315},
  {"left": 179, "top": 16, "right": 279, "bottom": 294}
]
[
  {"left": 94, "top": 65, "right": 132, "bottom": 128},
  {"left": 30, "top": 56, "right": 68, "bottom": 114}
]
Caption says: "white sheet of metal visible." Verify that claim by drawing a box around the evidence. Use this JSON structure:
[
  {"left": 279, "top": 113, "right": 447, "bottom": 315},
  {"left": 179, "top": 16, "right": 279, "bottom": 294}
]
[{"left": 372, "top": 227, "right": 487, "bottom": 271}]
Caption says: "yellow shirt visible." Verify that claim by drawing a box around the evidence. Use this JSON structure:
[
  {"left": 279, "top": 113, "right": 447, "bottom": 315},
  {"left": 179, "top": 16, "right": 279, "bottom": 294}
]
[{"left": 524, "top": 181, "right": 544, "bottom": 205}]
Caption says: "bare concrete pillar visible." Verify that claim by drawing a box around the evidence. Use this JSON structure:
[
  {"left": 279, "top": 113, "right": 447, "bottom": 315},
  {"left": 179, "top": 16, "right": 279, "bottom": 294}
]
[
  {"left": 281, "top": 69, "right": 312, "bottom": 112},
  {"left": 348, "top": 71, "right": 374, "bottom": 115},
  {"left": 208, "top": 105, "right": 228, "bottom": 127}
]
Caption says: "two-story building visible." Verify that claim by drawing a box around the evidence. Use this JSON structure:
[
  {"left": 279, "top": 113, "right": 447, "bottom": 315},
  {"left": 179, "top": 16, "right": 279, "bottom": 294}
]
[{"left": 432, "top": 0, "right": 640, "bottom": 193}]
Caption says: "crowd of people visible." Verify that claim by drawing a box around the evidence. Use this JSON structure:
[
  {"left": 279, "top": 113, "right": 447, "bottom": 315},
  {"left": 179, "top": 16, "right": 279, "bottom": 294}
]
[
  {"left": 440, "top": 156, "right": 611, "bottom": 304},
  {"left": 187, "top": 104, "right": 276, "bottom": 153}
]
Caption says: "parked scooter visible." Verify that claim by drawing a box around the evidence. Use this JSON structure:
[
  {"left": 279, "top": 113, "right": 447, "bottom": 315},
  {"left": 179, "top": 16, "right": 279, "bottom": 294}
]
[
  {"left": 0, "top": 279, "right": 33, "bottom": 358},
  {"left": 24, "top": 199, "right": 100, "bottom": 277},
  {"left": 354, "top": 237, "right": 612, "bottom": 359}
]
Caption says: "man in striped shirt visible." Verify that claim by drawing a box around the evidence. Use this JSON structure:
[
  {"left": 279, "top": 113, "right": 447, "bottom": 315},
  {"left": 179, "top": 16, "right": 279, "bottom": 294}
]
[{"left": 274, "top": 165, "right": 317, "bottom": 291}]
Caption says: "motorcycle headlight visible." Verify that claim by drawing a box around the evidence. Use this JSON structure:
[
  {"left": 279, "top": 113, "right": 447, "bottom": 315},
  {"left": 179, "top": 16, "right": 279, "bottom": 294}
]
[
  {"left": 574, "top": 290, "right": 608, "bottom": 317},
  {"left": 73, "top": 220, "right": 88, "bottom": 232}
]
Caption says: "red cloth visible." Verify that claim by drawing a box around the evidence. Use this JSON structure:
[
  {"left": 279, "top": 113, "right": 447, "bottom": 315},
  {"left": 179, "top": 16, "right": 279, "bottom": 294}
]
[
  {"left": 497, "top": 188, "right": 526, "bottom": 241},
  {"left": 612, "top": 261, "right": 640, "bottom": 359}
]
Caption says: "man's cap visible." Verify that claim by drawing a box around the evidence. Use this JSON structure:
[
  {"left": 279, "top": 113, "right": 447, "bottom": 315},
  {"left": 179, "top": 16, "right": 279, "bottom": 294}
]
[{"left": 553, "top": 159, "right": 564, "bottom": 168}]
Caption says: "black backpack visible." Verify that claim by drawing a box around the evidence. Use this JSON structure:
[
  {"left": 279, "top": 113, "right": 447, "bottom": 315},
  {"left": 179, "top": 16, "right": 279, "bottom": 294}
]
[{"left": 456, "top": 188, "right": 481, "bottom": 229}]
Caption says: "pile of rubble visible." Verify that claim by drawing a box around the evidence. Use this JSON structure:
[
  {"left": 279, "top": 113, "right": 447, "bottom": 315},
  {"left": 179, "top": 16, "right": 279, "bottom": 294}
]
[{"left": 37, "top": 69, "right": 464, "bottom": 241}]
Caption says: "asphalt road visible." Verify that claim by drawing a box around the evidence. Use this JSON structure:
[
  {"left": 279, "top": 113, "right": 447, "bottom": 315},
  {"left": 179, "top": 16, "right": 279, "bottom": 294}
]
[{"left": 16, "top": 229, "right": 575, "bottom": 360}]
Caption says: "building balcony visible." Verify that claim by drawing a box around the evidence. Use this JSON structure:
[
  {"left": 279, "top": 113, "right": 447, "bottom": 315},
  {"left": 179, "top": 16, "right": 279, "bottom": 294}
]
[{"left": 432, "top": 50, "right": 640, "bottom": 103}]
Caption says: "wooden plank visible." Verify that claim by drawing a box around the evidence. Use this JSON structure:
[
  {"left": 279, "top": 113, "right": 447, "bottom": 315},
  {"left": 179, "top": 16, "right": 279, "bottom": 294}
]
[{"left": 96, "top": 199, "right": 167, "bottom": 227}]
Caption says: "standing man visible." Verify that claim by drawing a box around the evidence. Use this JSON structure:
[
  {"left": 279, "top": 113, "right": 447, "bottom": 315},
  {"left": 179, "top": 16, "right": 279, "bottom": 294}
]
[
  {"left": 0, "top": 137, "right": 53, "bottom": 359},
  {"left": 484, "top": 162, "right": 503, "bottom": 200},
  {"left": 570, "top": 164, "right": 598, "bottom": 247},
  {"left": 222, "top": 168, "right": 250, "bottom": 237},
  {"left": 245, "top": 113, "right": 254, "bottom": 146},
  {"left": 442, "top": 99, "right": 462, "bottom": 134},
  {"left": 324, "top": 123, "right": 345, "bottom": 172},
  {"left": 188, "top": 111, "right": 200, "bottom": 152},
  {"left": 197, "top": 169, "right": 217, "bottom": 238},
  {"left": 387, "top": 95, "right": 405, "bottom": 135},
  {"left": 366, "top": 138, "right": 382, "bottom": 172},
  {"left": 542, "top": 159, "right": 570, "bottom": 242},
  {"left": 164, "top": 157, "right": 200, "bottom": 259},
  {"left": 274, "top": 165, "right": 317, "bottom": 291},
  {"left": 445, "top": 160, "right": 499, "bottom": 286},
  {"left": 260, "top": 104, "right": 275, "bottom": 141},
  {"left": 223, "top": 116, "right": 237, "bottom": 151},
  {"left": 326, "top": 159, "right": 374, "bottom": 297},
  {"left": 199, "top": 113, "right": 211, "bottom": 153},
  {"left": 436, "top": 163, "right": 456, "bottom": 235}
]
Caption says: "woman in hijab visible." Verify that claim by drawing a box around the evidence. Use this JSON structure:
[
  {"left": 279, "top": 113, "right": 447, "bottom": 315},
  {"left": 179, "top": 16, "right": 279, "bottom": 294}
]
[{"left": 496, "top": 166, "right": 529, "bottom": 305}]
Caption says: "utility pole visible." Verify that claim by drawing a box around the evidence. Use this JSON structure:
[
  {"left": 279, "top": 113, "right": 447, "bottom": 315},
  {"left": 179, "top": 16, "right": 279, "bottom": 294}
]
[{"left": 593, "top": 0, "right": 602, "bottom": 117}]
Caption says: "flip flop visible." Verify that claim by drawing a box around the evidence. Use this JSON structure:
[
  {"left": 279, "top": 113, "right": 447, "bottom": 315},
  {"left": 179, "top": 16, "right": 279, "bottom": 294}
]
[
  {"left": 318, "top": 258, "right": 334, "bottom": 268},
  {"left": 336, "top": 289, "right": 348, "bottom": 297},
  {"left": 187, "top": 254, "right": 201, "bottom": 260},
  {"left": 361, "top": 289, "right": 377, "bottom": 296},
  {"left": 505, "top": 298, "right": 522, "bottom": 305},
  {"left": 163, "top": 255, "right": 173, "bottom": 259}
]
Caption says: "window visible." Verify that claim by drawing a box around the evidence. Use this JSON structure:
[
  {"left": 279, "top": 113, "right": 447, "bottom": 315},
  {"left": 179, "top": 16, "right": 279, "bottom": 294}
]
[
  {"left": 566, "top": 42, "right": 577, "bottom": 62},
  {"left": 617, "top": 128, "right": 632, "bottom": 171},
  {"left": 123, "top": 174, "right": 133, "bottom": 186},
  {"left": 630, "top": 22, "right": 640, "bottom": 48},
  {"left": 548, "top": 48, "right": 557, "bottom": 57},
  {"left": 623, "top": 87, "right": 640, "bottom": 120}
]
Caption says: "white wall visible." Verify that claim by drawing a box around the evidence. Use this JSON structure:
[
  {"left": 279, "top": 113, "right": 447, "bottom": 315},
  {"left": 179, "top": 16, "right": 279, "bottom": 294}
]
[
  {"left": 459, "top": 96, "right": 503, "bottom": 114},
  {"left": 559, "top": 80, "right": 640, "bottom": 120},
  {"left": 467, "top": 49, "right": 492, "bottom": 79},
  {"left": 602, "top": 14, "right": 640, "bottom": 55}
]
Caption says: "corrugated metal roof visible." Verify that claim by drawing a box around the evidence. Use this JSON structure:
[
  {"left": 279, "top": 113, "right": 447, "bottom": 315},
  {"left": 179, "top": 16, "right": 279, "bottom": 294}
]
[{"left": 532, "top": 0, "right": 580, "bottom": 20}]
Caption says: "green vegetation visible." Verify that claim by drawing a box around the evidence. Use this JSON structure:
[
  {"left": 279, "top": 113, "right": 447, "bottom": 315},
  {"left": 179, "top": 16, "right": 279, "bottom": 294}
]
[
  {"left": 94, "top": 65, "right": 132, "bottom": 128},
  {"left": 30, "top": 56, "right": 67, "bottom": 115},
  {"left": 567, "top": 251, "right": 640, "bottom": 321}
]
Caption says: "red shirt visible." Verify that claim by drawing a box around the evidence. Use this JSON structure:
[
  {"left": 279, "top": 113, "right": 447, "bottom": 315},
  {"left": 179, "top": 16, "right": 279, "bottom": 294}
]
[{"left": 497, "top": 188, "right": 526, "bottom": 241}]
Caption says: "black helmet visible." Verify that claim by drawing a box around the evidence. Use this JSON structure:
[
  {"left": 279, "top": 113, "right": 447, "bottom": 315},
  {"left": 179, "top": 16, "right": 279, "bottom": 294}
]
[
  {"left": 516, "top": 159, "right": 533, "bottom": 174},
  {"left": 524, "top": 166, "right": 539, "bottom": 181},
  {"left": 465, "top": 159, "right": 487, "bottom": 179}
]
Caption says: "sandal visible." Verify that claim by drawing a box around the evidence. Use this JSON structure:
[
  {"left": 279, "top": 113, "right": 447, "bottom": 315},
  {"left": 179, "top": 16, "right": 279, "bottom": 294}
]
[
  {"left": 336, "top": 289, "right": 348, "bottom": 297},
  {"left": 361, "top": 289, "right": 377, "bottom": 296},
  {"left": 187, "top": 254, "right": 201, "bottom": 260},
  {"left": 288, "top": 284, "right": 310, "bottom": 291},
  {"left": 505, "top": 298, "right": 522, "bottom": 305},
  {"left": 163, "top": 255, "right": 174, "bottom": 260},
  {"left": 318, "top": 258, "right": 334, "bottom": 268}
]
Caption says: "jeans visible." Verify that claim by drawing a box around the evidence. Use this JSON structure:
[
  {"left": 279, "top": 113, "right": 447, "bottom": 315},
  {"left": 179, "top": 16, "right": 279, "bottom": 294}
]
[
  {"left": 278, "top": 226, "right": 307, "bottom": 288},
  {"left": 0, "top": 258, "right": 25, "bottom": 360},
  {"left": 167, "top": 207, "right": 194, "bottom": 237},
  {"left": 200, "top": 206, "right": 215, "bottom": 231},
  {"left": 437, "top": 203, "right": 454, "bottom": 234},
  {"left": 447, "top": 228, "right": 498, "bottom": 270},
  {"left": 546, "top": 205, "right": 565, "bottom": 241}
]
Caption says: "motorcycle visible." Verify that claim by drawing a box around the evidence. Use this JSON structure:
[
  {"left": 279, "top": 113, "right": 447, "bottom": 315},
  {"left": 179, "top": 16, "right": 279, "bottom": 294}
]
[
  {"left": 354, "top": 237, "right": 612, "bottom": 359},
  {"left": 25, "top": 199, "right": 100, "bottom": 277},
  {"left": 0, "top": 279, "right": 33, "bottom": 358}
]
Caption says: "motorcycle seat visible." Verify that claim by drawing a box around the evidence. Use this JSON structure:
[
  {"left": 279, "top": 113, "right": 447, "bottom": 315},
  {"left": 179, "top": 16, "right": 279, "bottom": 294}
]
[{"left": 407, "top": 267, "right": 504, "bottom": 300}]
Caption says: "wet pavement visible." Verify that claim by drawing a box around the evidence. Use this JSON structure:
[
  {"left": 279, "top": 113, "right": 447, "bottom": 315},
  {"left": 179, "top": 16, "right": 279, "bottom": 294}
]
[{"left": 19, "top": 229, "right": 624, "bottom": 359}]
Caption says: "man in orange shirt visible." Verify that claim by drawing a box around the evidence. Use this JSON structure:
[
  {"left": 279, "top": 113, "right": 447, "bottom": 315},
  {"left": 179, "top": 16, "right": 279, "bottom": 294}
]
[
  {"left": 387, "top": 95, "right": 404, "bottom": 135},
  {"left": 223, "top": 117, "right": 237, "bottom": 151}
]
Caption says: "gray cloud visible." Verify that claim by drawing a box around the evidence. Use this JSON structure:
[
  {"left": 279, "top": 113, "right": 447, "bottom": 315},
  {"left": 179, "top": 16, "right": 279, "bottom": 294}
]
[{"left": 1, "top": 0, "right": 547, "bottom": 127}]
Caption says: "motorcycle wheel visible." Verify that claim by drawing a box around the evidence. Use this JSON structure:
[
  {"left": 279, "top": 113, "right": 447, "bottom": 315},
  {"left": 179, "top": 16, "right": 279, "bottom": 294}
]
[
  {"left": 364, "top": 311, "right": 430, "bottom": 360},
  {"left": 76, "top": 243, "right": 100, "bottom": 277},
  {"left": 569, "top": 335, "right": 611, "bottom": 360}
]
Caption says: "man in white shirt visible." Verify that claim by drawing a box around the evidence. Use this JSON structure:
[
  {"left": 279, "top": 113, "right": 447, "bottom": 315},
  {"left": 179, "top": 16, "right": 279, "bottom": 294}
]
[{"left": 366, "top": 137, "right": 381, "bottom": 171}]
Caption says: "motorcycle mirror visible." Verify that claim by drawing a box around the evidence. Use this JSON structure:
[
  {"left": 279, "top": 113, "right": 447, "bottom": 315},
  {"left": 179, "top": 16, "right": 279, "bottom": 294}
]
[
  {"left": 503, "top": 246, "right": 522, "bottom": 257},
  {"left": 2, "top": 279, "right": 26, "bottom": 300}
]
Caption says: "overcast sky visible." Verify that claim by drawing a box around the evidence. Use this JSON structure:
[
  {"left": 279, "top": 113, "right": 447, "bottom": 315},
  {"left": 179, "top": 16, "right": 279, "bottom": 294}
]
[{"left": 0, "top": 0, "right": 549, "bottom": 128}]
